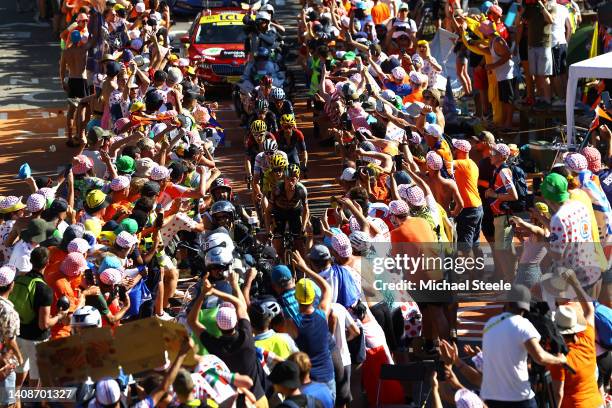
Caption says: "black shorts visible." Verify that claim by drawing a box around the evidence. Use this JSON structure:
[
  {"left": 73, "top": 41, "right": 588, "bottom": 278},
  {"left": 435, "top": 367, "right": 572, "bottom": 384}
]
[
  {"left": 272, "top": 206, "right": 303, "bottom": 235},
  {"left": 519, "top": 36, "right": 529, "bottom": 62},
  {"left": 498, "top": 78, "right": 516, "bottom": 104},
  {"left": 552, "top": 43, "right": 568, "bottom": 76},
  {"left": 67, "top": 77, "right": 89, "bottom": 99},
  {"left": 481, "top": 205, "right": 495, "bottom": 239}
]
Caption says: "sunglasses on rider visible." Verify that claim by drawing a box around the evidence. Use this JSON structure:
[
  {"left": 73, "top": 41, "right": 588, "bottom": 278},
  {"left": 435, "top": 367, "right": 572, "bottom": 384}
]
[{"left": 273, "top": 167, "right": 284, "bottom": 173}]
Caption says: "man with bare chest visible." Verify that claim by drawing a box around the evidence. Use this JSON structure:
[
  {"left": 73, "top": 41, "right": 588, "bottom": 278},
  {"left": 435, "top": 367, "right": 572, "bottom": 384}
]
[
  {"left": 59, "top": 30, "right": 95, "bottom": 146},
  {"left": 425, "top": 150, "right": 463, "bottom": 217}
]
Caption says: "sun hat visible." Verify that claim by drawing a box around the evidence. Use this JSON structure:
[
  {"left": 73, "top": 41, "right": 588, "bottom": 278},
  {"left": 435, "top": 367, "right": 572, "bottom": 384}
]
[
  {"left": 115, "top": 231, "right": 138, "bottom": 249},
  {"left": 540, "top": 271, "right": 576, "bottom": 299},
  {"left": 295, "top": 278, "right": 316, "bottom": 305},
  {"left": 60, "top": 252, "right": 88, "bottom": 277},
  {"left": 409, "top": 132, "right": 422, "bottom": 144},
  {"left": 27, "top": 194, "right": 47, "bottom": 213},
  {"left": 110, "top": 176, "right": 130, "bottom": 192},
  {"left": 541, "top": 173, "right": 569, "bottom": 203},
  {"left": 399, "top": 2, "right": 409, "bottom": 10},
  {"left": 94, "top": 378, "right": 121, "bottom": 406},
  {"left": 389, "top": 199, "right": 410, "bottom": 216},
  {"left": 150, "top": 165, "right": 172, "bottom": 181},
  {"left": 582, "top": 146, "right": 602, "bottom": 172},
  {"left": 216, "top": 306, "right": 238, "bottom": 330},
  {"left": 455, "top": 388, "right": 484, "bottom": 408},
  {"left": 0, "top": 265, "right": 16, "bottom": 287},
  {"left": 308, "top": 244, "right": 331, "bottom": 261},
  {"left": 20, "top": 219, "right": 51, "bottom": 244},
  {"left": 340, "top": 167, "right": 357, "bottom": 182},
  {"left": 471, "top": 130, "right": 495, "bottom": 145},
  {"left": 116, "top": 156, "right": 136, "bottom": 175},
  {"left": 113, "top": 117, "right": 131, "bottom": 134},
  {"left": 491, "top": 143, "right": 511, "bottom": 157},
  {"left": 100, "top": 268, "right": 123, "bottom": 286},
  {"left": 72, "top": 154, "right": 94, "bottom": 175},
  {"left": 37, "top": 187, "right": 55, "bottom": 202},
  {"left": 404, "top": 185, "right": 426, "bottom": 207},
  {"left": 84, "top": 190, "right": 110, "bottom": 213},
  {"left": 564, "top": 153, "right": 588, "bottom": 172},
  {"left": 391, "top": 66, "right": 406, "bottom": 81},
  {"left": 554, "top": 305, "right": 586, "bottom": 335},
  {"left": 426, "top": 151, "right": 443, "bottom": 171},
  {"left": 67, "top": 237, "right": 90, "bottom": 254},
  {"left": 135, "top": 158, "right": 156, "bottom": 178},
  {"left": 409, "top": 71, "right": 422, "bottom": 84},
  {"left": 424, "top": 123, "right": 443, "bottom": 138},
  {"left": 269, "top": 360, "right": 302, "bottom": 389},
  {"left": 452, "top": 138, "right": 472, "bottom": 153},
  {"left": 331, "top": 233, "right": 352, "bottom": 258}
]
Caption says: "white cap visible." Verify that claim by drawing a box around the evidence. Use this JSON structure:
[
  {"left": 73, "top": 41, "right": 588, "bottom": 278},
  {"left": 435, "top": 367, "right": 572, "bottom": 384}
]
[{"left": 340, "top": 167, "right": 357, "bottom": 181}]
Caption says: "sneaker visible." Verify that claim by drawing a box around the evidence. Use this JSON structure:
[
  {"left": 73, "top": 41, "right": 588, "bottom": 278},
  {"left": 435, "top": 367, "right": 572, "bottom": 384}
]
[{"left": 156, "top": 311, "right": 174, "bottom": 321}]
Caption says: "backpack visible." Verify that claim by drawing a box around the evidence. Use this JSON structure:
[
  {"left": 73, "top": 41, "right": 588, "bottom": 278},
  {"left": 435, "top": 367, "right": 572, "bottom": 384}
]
[
  {"left": 9, "top": 274, "right": 44, "bottom": 325},
  {"left": 492, "top": 162, "right": 528, "bottom": 212},
  {"left": 594, "top": 301, "right": 612, "bottom": 349}
]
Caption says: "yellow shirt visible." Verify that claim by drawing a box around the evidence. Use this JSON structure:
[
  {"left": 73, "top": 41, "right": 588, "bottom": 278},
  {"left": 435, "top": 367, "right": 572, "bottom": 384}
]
[{"left": 569, "top": 190, "right": 608, "bottom": 270}]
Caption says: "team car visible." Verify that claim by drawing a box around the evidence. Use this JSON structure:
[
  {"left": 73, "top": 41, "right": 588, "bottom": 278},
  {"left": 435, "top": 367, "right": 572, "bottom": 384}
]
[{"left": 181, "top": 10, "right": 247, "bottom": 86}]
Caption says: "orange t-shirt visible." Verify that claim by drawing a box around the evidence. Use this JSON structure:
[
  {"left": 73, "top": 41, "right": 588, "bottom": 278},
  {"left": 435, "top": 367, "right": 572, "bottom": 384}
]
[
  {"left": 371, "top": 2, "right": 391, "bottom": 24},
  {"left": 104, "top": 200, "right": 132, "bottom": 222},
  {"left": 46, "top": 270, "right": 81, "bottom": 339},
  {"left": 403, "top": 90, "right": 424, "bottom": 105},
  {"left": 391, "top": 218, "right": 438, "bottom": 281},
  {"left": 453, "top": 158, "right": 482, "bottom": 208},
  {"left": 46, "top": 247, "right": 68, "bottom": 278},
  {"left": 549, "top": 324, "right": 603, "bottom": 408}
]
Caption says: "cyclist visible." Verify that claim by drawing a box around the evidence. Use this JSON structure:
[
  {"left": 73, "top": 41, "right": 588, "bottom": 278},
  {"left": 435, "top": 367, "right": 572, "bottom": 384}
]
[
  {"left": 265, "top": 163, "right": 309, "bottom": 256},
  {"left": 245, "top": 119, "right": 275, "bottom": 189},
  {"left": 249, "top": 98, "right": 278, "bottom": 134},
  {"left": 269, "top": 88, "right": 294, "bottom": 124},
  {"left": 256, "top": 152, "right": 289, "bottom": 218},
  {"left": 276, "top": 114, "right": 308, "bottom": 173}
]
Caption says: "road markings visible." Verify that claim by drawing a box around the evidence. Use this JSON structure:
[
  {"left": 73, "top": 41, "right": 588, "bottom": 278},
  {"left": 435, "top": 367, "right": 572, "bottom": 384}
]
[{"left": 9, "top": 78, "right": 39, "bottom": 86}]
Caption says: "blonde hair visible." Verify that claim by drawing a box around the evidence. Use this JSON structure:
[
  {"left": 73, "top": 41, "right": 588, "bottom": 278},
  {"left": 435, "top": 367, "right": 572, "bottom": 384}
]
[{"left": 288, "top": 352, "right": 311, "bottom": 382}]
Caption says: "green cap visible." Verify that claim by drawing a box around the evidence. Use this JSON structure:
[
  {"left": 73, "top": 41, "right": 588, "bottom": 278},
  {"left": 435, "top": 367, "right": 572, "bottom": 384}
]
[
  {"left": 116, "top": 156, "right": 136, "bottom": 174},
  {"left": 343, "top": 51, "right": 357, "bottom": 62},
  {"left": 116, "top": 218, "right": 138, "bottom": 234},
  {"left": 541, "top": 173, "right": 569, "bottom": 203}
]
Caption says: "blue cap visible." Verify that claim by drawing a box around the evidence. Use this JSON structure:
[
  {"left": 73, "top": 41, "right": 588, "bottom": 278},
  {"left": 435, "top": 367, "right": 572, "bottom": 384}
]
[
  {"left": 271, "top": 265, "right": 293, "bottom": 285},
  {"left": 425, "top": 112, "right": 437, "bottom": 124},
  {"left": 70, "top": 30, "right": 82, "bottom": 44},
  {"left": 98, "top": 254, "right": 123, "bottom": 274},
  {"left": 480, "top": 1, "right": 493, "bottom": 13},
  {"left": 17, "top": 163, "right": 31, "bottom": 180}
]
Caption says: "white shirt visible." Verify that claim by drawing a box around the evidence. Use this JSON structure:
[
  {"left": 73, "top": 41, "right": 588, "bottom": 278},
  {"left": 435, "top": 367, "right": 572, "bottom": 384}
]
[
  {"left": 82, "top": 149, "right": 106, "bottom": 179},
  {"left": 8, "top": 241, "right": 37, "bottom": 273},
  {"left": 481, "top": 312, "right": 541, "bottom": 402},
  {"left": 551, "top": 3, "right": 570, "bottom": 46},
  {"left": 331, "top": 303, "right": 353, "bottom": 367}
]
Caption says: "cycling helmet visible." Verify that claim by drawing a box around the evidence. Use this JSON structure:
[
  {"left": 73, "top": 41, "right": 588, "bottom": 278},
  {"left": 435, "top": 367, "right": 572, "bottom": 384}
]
[
  {"left": 255, "top": 47, "right": 271, "bottom": 59},
  {"left": 349, "top": 230, "right": 371, "bottom": 252},
  {"left": 341, "top": 82, "right": 358, "bottom": 100},
  {"left": 280, "top": 114, "right": 296, "bottom": 127},
  {"left": 210, "top": 177, "right": 232, "bottom": 192},
  {"left": 257, "top": 297, "right": 282, "bottom": 319},
  {"left": 270, "top": 153, "right": 288, "bottom": 169},
  {"left": 286, "top": 163, "right": 300, "bottom": 178},
  {"left": 260, "top": 75, "right": 273, "bottom": 88},
  {"left": 250, "top": 119, "right": 267, "bottom": 134},
  {"left": 203, "top": 230, "right": 235, "bottom": 253},
  {"left": 255, "top": 98, "right": 269, "bottom": 112},
  {"left": 71, "top": 306, "right": 102, "bottom": 328},
  {"left": 263, "top": 138, "right": 278, "bottom": 153},
  {"left": 270, "top": 88, "right": 285, "bottom": 101},
  {"left": 205, "top": 246, "right": 233, "bottom": 268},
  {"left": 210, "top": 200, "right": 236, "bottom": 217}
]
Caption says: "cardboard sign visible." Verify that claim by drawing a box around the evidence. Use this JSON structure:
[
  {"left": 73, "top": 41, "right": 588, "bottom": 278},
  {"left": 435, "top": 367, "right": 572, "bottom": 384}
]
[
  {"left": 37, "top": 318, "right": 194, "bottom": 385},
  {"left": 36, "top": 327, "right": 119, "bottom": 385}
]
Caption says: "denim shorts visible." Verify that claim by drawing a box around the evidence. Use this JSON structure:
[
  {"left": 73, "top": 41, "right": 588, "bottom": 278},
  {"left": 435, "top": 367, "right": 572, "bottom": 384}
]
[
  {"left": 0, "top": 371, "right": 16, "bottom": 405},
  {"left": 456, "top": 206, "right": 484, "bottom": 251}
]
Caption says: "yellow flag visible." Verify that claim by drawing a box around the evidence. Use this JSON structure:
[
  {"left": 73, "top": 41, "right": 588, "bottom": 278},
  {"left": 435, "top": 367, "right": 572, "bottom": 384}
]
[{"left": 590, "top": 21, "right": 599, "bottom": 58}]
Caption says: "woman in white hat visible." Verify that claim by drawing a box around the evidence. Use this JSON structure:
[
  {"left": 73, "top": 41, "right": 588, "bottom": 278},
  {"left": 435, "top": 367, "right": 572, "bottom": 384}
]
[{"left": 549, "top": 269, "right": 603, "bottom": 408}]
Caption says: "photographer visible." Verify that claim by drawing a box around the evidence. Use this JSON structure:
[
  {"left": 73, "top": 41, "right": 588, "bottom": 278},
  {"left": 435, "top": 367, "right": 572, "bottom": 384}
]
[{"left": 481, "top": 285, "right": 567, "bottom": 408}]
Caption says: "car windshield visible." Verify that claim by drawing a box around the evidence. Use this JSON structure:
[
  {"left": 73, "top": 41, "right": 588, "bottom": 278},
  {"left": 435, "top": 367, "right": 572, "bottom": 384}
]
[{"left": 196, "top": 23, "right": 246, "bottom": 44}]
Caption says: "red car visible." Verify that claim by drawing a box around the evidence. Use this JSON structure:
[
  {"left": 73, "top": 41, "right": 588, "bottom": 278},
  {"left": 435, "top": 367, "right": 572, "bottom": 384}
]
[{"left": 181, "top": 9, "right": 248, "bottom": 86}]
